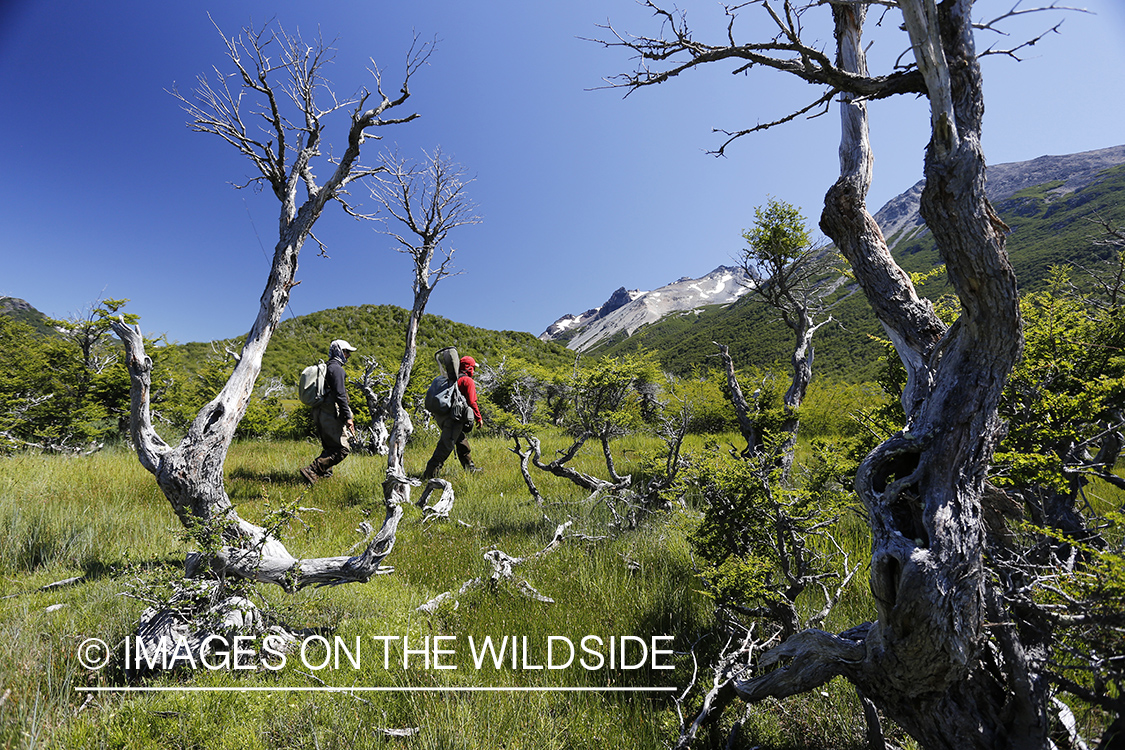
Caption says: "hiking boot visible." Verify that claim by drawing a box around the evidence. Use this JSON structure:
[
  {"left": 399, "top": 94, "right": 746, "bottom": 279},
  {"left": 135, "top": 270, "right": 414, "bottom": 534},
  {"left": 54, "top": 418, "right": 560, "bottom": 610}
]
[
  {"left": 462, "top": 462, "right": 483, "bottom": 474},
  {"left": 299, "top": 466, "right": 319, "bottom": 485}
]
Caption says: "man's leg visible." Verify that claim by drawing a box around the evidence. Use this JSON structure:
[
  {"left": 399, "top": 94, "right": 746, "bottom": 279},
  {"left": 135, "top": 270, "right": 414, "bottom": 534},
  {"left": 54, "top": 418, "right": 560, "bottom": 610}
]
[
  {"left": 423, "top": 419, "right": 461, "bottom": 479},
  {"left": 455, "top": 426, "right": 478, "bottom": 471},
  {"left": 305, "top": 409, "right": 350, "bottom": 480}
]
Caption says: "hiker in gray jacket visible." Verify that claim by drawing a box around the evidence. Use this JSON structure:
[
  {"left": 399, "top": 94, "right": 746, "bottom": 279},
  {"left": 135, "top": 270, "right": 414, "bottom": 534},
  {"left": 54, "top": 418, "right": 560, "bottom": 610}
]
[{"left": 300, "top": 339, "right": 356, "bottom": 484}]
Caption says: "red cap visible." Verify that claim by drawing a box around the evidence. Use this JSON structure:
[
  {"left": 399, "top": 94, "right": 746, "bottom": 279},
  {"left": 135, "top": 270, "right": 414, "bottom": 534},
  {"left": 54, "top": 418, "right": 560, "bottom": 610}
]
[{"left": 459, "top": 356, "right": 476, "bottom": 373}]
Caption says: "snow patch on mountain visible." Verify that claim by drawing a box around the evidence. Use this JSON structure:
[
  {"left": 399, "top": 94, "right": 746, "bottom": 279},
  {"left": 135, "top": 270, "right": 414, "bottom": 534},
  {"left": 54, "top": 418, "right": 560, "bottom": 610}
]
[{"left": 540, "top": 266, "right": 751, "bottom": 352}]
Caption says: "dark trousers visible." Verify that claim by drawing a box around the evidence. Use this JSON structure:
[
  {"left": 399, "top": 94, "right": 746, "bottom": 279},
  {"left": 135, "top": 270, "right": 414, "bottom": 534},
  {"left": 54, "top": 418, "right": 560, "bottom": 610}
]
[
  {"left": 424, "top": 419, "right": 472, "bottom": 476},
  {"left": 309, "top": 406, "right": 350, "bottom": 476}
]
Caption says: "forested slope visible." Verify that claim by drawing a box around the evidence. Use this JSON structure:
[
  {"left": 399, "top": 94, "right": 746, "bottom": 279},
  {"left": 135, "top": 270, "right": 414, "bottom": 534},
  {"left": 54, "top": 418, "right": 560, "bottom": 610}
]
[{"left": 161, "top": 304, "right": 576, "bottom": 386}]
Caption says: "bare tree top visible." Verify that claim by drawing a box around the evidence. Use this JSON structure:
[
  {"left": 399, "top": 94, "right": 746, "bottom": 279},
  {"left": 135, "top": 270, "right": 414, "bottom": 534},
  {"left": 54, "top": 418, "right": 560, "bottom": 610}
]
[
  {"left": 591, "top": 0, "right": 1085, "bottom": 154},
  {"left": 371, "top": 147, "right": 482, "bottom": 289},
  {"left": 171, "top": 17, "right": 433, "bottom": 224}
]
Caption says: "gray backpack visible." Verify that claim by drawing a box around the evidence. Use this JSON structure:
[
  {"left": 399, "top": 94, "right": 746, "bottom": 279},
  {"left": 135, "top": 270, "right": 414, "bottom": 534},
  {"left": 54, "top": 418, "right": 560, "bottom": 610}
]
[
  {"left": 425, "top": 347, "right": 470, "bottom": 425},
  {"left": 425, "top": 375, "right": 462, "bottom": 418},
  {"left": 297, "top": 361, "right": 327, "bottom": 406}
]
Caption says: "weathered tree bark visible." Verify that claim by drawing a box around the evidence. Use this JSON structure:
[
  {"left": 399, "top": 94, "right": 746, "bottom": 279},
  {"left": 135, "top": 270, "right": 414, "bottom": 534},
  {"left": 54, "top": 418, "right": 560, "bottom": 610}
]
[
  {"left": 113, "top": 294, "right": 403, "bottom": 591},
  {"left": 416, "top": 522, "right": 572, "bottom": 612},
  {"left": 733, "top": 4, "right": 1034, "bottom": 748},
  {"left": 114, "top": 23, "right": 423, "bottom": 591},
  {"left": 776, "top": 308, "right": 831, "bottom": 474},
  {"left": 384, "top": 292, "right": 425, "bottom": 506},
  {"left": 520, "top": 434, "right": 617, "bottom": 495},
  {"left": 417, "top": 477, "right": 456, "bottom": 521},
  {"left": 819, "top": 6, "right": 946, "bottom": 417},
  {"left": 355, "top": 356, "right": 391, "bottom": 455},
  {"left": 511, "top": 436, "right": 547, "bottom": 505},
  {"left": 715, "top": 343, "right": 761, "bottom": 457},
  {"left": 601, "top": 1, "right": 1085, "bottom": 746}
]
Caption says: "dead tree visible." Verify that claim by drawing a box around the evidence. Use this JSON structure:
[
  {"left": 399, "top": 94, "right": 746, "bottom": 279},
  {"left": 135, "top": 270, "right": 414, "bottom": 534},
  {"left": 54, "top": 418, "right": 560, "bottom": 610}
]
[
  {"left": 353, "top": 355, "right": 393, "bottom": 455},
  {"left": 599, "top": 2, "right": 1076, "bottom": 747},
  {"left": 714, "top": 342, "right": 773, "bottom": 459},
  {"left": 509, "top": 356, "right": 689, "bottom": 529},
  {"left": 370, "top": 147, "right": 480, "bottom": 504},
  {"left": 113, "top": 21, "right": 428, "bottom": 593}
]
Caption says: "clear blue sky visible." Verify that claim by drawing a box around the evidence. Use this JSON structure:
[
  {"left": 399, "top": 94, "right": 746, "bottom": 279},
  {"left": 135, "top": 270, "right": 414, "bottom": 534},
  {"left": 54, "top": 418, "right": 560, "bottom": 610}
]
[{"left": 2, "top": 0, "right": 1123, "bottom": 344}]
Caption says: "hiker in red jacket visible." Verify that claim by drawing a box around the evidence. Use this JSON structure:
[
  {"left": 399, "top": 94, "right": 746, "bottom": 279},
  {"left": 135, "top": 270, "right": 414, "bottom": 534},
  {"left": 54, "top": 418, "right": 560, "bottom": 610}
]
[{"left": 423, "top": 355, "right": 484, "bottom": 479}]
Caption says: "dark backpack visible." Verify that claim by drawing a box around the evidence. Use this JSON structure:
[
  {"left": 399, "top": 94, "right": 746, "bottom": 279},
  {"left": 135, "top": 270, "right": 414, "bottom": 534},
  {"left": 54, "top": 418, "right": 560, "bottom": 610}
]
[{"left": 425, "top": 375, "right": 470, "bottom": 425}]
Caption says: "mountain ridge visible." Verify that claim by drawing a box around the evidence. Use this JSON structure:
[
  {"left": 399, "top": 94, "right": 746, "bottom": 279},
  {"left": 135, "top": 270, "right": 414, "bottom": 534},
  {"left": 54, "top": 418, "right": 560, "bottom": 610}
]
[
  {"left": 0, "top": 296, "right": 58, "bottom": 337},
  {"left": 876, "top": 144, "right": 1125, "bottom": 251},
  {"left": 544, "top": 145, "right": 1125, "bottom": 358},
  {"left": 540, "top": 265, "right": 752, "bottom": 352},
  {"left": 588, "top": 145, "right": 1125, "bottom": 380}
]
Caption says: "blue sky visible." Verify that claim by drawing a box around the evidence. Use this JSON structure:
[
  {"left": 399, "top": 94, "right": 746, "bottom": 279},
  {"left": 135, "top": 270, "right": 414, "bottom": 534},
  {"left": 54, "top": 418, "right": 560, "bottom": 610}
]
[{"left": 2, "top": 0, "right": 1123, "bottom": 344}]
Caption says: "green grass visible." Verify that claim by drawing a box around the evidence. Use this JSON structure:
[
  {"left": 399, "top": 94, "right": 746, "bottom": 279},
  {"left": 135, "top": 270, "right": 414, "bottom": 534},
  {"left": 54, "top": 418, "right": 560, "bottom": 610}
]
[{"left": 0, "top": 433, "right": 878, "bottom": 749}]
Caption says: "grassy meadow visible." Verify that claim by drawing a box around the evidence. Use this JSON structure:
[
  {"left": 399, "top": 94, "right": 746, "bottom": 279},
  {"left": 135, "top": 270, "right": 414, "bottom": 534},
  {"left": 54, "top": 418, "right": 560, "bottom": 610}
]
[{"left": 0, "top": 429, "right": 891, "bottom": 749}]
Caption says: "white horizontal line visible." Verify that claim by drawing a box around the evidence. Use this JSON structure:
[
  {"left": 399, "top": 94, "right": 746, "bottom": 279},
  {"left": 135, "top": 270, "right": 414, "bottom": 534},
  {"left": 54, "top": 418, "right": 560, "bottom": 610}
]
[{"left": 76, "top": 686, "right": 676, "bottom": 693}]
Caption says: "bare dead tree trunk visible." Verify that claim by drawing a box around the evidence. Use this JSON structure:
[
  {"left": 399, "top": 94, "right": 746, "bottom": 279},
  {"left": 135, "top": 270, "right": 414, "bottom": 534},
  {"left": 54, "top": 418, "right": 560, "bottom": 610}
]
[
  {"left": 372, "top": 148, "right": 479, "bottom": 504},
  {"left": 735, "top": 4, "right": 1034, "bottom": 748},
  {"left": 820, "top": 5, "right": 946, "bottom": 417},
  {"left": 776, "top": 309, "right": 832, "bottom": 475},
  {"left": 384, "top": 290, "right": 426, "bottom": 505},
  {"left": 520, "top": 434, "right": 615, "bottom": 495},
  {"left": 355, "top": 356, "right": 391, "bottom": 455},
  {"left": 113, "top": 22, "right": 425, "bottom": 590},
  {"left": 510, "top": 436, "right": 546, "bottom": 505},
  {"left": 715, "top": 343, "right": 761, "bottom": 457},
  {"left": 598, "top": 1, "right": 1083, "bottom": 745}
]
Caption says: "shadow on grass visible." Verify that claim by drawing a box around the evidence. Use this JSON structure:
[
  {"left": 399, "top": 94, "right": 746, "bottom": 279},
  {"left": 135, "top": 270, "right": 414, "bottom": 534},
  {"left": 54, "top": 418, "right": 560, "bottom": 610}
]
[
  {"left": 87, "top": 556, "right": 185, "bottom": 579},
  {"left": 483, "top": 517, "right": 553, "bottom": 538},
  {"left": 2, "top": 556, "right": 186, "bottom": 600},
  {"left": 227, "top": 467, "right": 306, "bottom": 486},
  {"left": 338, "top": 482, "right": 382, "bottom": 506}
]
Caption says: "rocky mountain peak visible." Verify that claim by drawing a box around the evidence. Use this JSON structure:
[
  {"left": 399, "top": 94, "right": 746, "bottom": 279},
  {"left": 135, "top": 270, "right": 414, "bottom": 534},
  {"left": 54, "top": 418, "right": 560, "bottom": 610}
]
[
  {"left": 595, "top": 287, "right": 642, "bottom": 320},
  {"left": 876, "top": 144, "right": 1125, "bottom": 249},
  {"left": 540, "top": 266, "right": 750, "bottom": 351},
  {"left": 0, "top": 297, "right": 36, "bottom": 316}
]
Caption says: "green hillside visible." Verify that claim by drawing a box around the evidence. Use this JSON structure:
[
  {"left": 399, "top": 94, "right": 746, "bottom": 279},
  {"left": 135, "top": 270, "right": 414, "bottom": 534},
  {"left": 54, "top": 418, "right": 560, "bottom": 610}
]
[
  {"left": 890, "top": 163, "right": 1125, "bottom": 286},
  {"left": 159, "top": 304, "right": 576, "bottom": 386},
  {"left": 595, "top": 164, "right": 1125, "bottom": 380},
  {"left": 590, "top": 282, "right": 884, "bottom": 382}
]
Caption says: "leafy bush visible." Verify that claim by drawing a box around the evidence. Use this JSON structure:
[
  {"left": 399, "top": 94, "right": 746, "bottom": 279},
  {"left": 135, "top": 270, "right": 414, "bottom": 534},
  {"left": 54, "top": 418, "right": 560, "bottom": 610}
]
[
  {"left": 665, "top": 369, "right": 737, "bottom": 434},
  {"left": 684, "top": 440, "right": 855, "bottom": 633},
  {"left": 0, "top": 314, "right": 131, "bottom": 452}
]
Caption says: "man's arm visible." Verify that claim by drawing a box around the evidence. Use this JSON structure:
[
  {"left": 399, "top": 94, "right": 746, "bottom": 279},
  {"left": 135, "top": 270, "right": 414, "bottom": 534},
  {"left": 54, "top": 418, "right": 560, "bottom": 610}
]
[
  {"left": 328, "top": 362, "right": 353, "bottom": 422},
  {"left": 459, "top": 376, "right": 483, "bottom": 425}
]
